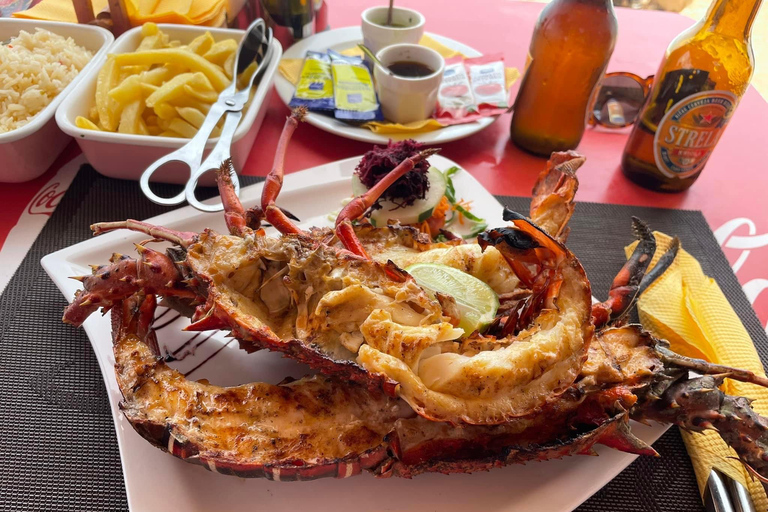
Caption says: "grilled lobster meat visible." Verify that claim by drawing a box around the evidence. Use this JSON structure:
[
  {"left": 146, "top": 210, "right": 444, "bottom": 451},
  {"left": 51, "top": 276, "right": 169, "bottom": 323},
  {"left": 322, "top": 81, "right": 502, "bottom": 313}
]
[
  {"left": 61, "top": 110, "right": 768, "bottom": 482},
  {"left": 64, "top": 110, "right": 598, "bottom": 426},
  {"left": 111, "top": 292, "right": 768, "bottom": 481}
]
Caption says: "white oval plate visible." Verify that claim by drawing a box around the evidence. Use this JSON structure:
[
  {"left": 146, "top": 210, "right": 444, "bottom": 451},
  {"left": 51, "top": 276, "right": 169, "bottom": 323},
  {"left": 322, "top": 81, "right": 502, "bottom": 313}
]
[
  {"left": 275, "top": 26, "right": 496, "bottom": 144},
  {"left": 41, "top": 155, "right": 667, "bottom": 512}
]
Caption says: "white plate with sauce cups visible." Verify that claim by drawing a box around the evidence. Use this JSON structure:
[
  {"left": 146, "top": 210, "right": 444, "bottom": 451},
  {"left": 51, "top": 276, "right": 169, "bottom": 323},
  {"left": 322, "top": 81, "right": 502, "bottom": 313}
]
[
  {"left": 373, "top": 43, "right": 445, "bottom": 125},
  {"left": 361, "top": 6, "right": 425, "bottom": 56},
  {"left": 275, "top": 26, "right": 496, "bottom": 144}
]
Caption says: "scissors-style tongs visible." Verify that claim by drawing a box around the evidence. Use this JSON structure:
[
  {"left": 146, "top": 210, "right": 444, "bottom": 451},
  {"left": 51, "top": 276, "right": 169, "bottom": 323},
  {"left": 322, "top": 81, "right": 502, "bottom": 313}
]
[{"left": 140, "top": 20, "right": 273, "bottom": 212}]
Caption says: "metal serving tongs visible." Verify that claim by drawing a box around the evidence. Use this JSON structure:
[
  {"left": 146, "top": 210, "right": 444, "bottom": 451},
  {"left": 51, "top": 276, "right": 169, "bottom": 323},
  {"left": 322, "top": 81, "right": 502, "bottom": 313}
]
[{"left": 140, "top": 19, "right": 273, "bottom": 212}]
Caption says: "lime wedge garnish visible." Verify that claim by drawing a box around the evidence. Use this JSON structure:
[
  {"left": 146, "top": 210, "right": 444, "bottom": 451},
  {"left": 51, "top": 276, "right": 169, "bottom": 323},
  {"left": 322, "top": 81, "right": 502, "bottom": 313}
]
[{"left": 405, "top": 263, "right": 499, "bottom": 335}]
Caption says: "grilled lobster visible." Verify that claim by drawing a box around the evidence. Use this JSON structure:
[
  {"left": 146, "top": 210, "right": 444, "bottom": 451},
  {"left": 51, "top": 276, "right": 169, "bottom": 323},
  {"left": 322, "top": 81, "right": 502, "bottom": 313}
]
[
  {"left": 64, "top": 110, "right": 597, "bottom": 426},
  {"left": 110, "top": 292, "right": 768, "bottom": 481},
  {"left": 62, "top": 110, "right": 768, "bottom": 482}
]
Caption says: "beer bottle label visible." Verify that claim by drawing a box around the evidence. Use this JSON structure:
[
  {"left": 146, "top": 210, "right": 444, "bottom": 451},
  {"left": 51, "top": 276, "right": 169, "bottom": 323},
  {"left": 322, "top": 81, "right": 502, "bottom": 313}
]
[{"left": 653, "top": 90, "right": 737, "bottom": 179}]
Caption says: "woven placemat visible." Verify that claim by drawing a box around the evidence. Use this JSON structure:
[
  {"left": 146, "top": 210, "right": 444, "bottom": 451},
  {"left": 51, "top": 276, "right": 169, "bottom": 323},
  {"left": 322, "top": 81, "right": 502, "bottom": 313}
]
[{"left": 1, "top": 165, "right": 766, "bottom": 512}]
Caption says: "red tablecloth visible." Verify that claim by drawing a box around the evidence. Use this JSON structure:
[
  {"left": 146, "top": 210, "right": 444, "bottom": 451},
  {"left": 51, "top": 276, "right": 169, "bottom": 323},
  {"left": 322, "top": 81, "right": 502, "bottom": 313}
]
[{"left": 2, "top": 1, "right": 767, "bottom": 331}]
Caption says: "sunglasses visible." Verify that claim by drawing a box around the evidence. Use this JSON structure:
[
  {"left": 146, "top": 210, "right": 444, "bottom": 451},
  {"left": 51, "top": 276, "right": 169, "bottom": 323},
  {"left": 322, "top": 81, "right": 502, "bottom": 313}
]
[{"left": 588, "top": 72, "right": 654, "bottom": 128}]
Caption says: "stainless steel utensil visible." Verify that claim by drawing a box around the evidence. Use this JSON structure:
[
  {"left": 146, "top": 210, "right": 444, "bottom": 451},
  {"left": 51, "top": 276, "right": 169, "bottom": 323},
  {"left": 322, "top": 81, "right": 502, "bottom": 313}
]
[
  {"left": 704, "top": 469, "right": 757, "bottom": 512},
  {"left": 139, "top": 19, "right": 273, "bottom": 212},
  {"left": 724, "top": 474, "right": 757, "bottom": 512}
]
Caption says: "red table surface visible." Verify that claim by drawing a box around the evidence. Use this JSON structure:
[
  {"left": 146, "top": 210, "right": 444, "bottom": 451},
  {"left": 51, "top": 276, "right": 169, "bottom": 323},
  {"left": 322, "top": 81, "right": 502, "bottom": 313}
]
[{"left": 2, "top": 1, "right": 767, "bottom": 328}]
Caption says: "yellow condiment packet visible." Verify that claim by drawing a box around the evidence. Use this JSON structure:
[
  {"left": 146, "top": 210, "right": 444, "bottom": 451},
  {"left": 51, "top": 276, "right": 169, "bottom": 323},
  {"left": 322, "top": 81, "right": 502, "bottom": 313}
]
[{"left": 278, "top": 38, "right": 520, "bottom": 135}]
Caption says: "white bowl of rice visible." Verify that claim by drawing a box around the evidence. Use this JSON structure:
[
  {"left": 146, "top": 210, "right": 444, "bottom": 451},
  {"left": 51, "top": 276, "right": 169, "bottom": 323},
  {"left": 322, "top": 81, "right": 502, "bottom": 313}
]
[{"left": 0, "top": 19, "right": 113, "bottom": 183}]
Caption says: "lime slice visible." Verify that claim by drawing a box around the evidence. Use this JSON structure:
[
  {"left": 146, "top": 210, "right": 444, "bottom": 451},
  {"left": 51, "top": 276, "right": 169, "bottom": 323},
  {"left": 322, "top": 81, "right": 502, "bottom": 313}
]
[{"left": 405, "top": 263, "right": 499, "bottom": 335}]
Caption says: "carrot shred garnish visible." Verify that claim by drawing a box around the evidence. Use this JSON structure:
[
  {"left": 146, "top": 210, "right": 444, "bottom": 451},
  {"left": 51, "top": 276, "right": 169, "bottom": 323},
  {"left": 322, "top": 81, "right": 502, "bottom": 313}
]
[
  {"left": 433, "top": 196, "right": 451, "bottom": 218},
  {"left": 452, "top": 199, "right": 474, "bottom": 225},
  {"left": 419, "top": 220, "right": 432, "bottom": 238}
]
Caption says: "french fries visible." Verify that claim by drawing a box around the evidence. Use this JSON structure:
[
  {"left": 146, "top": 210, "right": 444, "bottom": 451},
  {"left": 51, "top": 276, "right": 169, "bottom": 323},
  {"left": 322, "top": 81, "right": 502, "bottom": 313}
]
[
  {"left": 82, "top": 23, "right": 242, "bottom": 138},
  {"left": 76, "top": 116, "right": 100, "bottom": 130}
]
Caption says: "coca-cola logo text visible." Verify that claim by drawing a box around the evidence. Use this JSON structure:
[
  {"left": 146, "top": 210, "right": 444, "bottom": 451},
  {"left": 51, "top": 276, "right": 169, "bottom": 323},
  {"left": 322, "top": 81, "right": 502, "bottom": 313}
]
[
  {"left": 715, "top": 217, "right": 768, "bottom": 335},
  {"left": 27, "top": 183, "right": 66, "bottom": 216}
]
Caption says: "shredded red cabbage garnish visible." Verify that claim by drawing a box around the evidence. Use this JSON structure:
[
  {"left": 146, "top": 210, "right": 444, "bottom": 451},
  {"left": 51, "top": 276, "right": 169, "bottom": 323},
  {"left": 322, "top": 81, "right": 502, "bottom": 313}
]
[{"left": 354, "top": 139, "right": 430, "bottom": 209}]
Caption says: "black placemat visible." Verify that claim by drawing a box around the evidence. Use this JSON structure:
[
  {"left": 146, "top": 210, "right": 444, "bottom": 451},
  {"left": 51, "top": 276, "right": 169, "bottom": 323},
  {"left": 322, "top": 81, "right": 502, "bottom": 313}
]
[{"left": 1, "top": 165, "right": 766, "bottom": 512}]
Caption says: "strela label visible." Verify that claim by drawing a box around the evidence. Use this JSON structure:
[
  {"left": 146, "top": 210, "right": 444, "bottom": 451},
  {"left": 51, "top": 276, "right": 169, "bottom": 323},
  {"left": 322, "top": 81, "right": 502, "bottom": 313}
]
[{"left": 653, "top": 90, "right": 737, "bottom": 179}]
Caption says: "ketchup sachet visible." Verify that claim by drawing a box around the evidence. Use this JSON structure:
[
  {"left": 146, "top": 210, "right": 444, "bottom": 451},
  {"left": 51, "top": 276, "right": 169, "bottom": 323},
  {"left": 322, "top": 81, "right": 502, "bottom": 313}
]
[{"left": 435, "top": 54, "right": 509, "bottom": 125}]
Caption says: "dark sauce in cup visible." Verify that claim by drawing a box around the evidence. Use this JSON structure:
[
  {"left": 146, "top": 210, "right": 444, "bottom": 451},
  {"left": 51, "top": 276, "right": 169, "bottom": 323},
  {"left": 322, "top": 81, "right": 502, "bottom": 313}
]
[
  {"left": 387, "top": 61, "right": 435, "bottom": 78},
  {"left": 374, "top": 22, "right": 409, "bottom": 28}
]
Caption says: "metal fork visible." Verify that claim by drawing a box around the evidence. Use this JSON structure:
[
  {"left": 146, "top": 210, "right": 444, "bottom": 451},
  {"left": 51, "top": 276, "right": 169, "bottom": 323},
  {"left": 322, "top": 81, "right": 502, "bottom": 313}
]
[{"left": 705, "top": 469, "right": 756, "bottom": 512}]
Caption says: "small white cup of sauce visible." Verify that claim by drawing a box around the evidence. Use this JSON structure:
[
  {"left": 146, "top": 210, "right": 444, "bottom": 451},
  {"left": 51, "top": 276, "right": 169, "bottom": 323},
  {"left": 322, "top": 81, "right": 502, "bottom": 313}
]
[
  {"left": 361, "top": 6, "right": 425, "bottom": 56},
  {"left": 373, "top": 44, "right": 445, "bottom": 124}
]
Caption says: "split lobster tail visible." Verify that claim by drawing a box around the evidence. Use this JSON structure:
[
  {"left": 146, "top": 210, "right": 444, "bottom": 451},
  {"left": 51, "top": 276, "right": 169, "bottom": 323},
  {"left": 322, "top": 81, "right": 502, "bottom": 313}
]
[
  {"left": 112, "top": 292, "right": 400, "bottom": 481},
  {"left": 111, "top": 294, "right": 656, "bottom": 480}
]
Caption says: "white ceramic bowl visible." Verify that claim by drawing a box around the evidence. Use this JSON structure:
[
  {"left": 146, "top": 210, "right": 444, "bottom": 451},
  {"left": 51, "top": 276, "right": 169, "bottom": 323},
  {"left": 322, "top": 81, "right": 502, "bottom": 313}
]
[
  {"left": 361, "top": 6, "right": 425, "bottom": 56},
  {"left": 56, "top": 24, "right": 282, "bottom": 184},
  {"left": 374, "top": 44, "right": 445, "bottom": 124},
  {"left": 0, "top": 19, "right": 113, "bottom": 183}
]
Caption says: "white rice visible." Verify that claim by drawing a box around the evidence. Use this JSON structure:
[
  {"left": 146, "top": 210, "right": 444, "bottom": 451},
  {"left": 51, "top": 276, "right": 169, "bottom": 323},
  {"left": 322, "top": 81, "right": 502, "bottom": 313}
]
[{"left": 0, "top": 28, "right": 93, "bottom": 134}]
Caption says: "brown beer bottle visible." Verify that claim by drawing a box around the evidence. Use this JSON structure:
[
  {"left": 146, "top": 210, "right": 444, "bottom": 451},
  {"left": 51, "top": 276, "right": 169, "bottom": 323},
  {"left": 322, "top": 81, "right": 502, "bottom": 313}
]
[
  {"left": 621, "top": 0, "right": 762, "bottom": 192},
  {"left": 510, "top": 0, "right": 617, "bottom": 156}
]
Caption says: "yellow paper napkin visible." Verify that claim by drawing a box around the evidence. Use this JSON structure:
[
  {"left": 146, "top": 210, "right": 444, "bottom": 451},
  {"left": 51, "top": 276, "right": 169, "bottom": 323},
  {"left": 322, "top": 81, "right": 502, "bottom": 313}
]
[
  {"left": 277, "top": 34, "right": 520, "bottom": 135},
  {"left": 123, "top": 0, "right": 226, "bottom": 25},
  {"left": 625, "top": 232, "right": 768, "bottom": 508},
  {"left": 12, "top": 0, "right": 109, "bottom": 23},
  {"left": 13, "top": 0, "right": 227, "bottom": 26}
]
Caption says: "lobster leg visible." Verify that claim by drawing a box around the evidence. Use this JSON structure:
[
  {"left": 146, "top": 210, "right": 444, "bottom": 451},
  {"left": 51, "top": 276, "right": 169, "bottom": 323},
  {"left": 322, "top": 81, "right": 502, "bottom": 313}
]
[
  {"left": 92, "top": 220, "right": 197, "bottom": 248},
  {"left": 215, "top": 159, "right": 253, "bottom": 237},
  {"left": 592, "top": 218, "right": 666, "bottom": 328},
  {"left": 215, "top": 159, "right": 299, "bottom": 237},
  {"left": 637, "top": 237, "right": 680, "bottom": 296},
  {"left": 492, "top": 208, "right": 565, "bottom": 287},
  {"left": 634, "top": 373, "right": 768, "bottom": 484},
  {"left": 335, "top": 148, "right": 440, "bottom": 258},
  {"left": 260, "top": 108, "right": 307, "bottom": 236},
  {"left": 63, "top": 246, "right": 196, "bottom": 327},
  {"left": 654, "top": 342, "right": 768, "bottom": 388}
]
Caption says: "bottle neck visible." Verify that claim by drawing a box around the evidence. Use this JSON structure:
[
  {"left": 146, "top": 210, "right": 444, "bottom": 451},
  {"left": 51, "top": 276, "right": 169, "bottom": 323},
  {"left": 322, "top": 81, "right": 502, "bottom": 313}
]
[{"left": 702, "top": 0, "right": 762, "bottom": 39}]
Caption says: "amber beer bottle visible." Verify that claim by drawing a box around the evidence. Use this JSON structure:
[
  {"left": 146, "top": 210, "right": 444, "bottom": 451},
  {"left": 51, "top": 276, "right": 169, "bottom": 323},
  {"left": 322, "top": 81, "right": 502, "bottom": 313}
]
[
  {"left": 510, "top": 0, "right": 618, "bottom": 156},
  {"left": 621, "top": 0, "right": 762, "bottom": 192}
]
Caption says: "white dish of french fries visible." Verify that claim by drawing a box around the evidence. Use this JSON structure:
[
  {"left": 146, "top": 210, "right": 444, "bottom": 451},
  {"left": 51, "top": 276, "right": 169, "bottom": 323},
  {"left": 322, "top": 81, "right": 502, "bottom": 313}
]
[
  {"left": 56, "top": 23, "right": 281, "bottom": 184},
  {"left": 0, "top": 19, "right": 113, "bottom": 183}
]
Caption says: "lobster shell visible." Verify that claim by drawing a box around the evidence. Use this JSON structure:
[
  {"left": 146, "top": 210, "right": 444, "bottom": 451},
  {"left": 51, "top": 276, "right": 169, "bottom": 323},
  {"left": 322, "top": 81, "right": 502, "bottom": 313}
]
[{"left": 112, "top": 295, "right": 660, "bottom": 481}]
